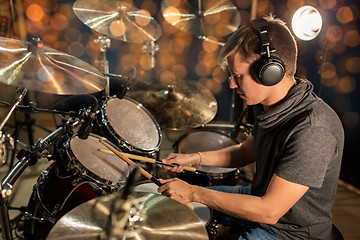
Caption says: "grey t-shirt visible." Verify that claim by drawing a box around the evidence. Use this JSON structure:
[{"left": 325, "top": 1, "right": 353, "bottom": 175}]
[{"left": 251, "top": 79, "right": 344, "bottom": 239}]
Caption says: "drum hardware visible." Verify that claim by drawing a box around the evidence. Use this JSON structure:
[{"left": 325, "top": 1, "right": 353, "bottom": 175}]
[
  {"left": 99, "top": 138, "right": 195, "bottom": 211},
  {"left": 0, "top": 117, "right": 79, "bottom": 240},
  {"left": 94, "top": 35, "right": 111, "bottom": 96},
  {"left": 73, "top": 0, "right": 162, "bottom": 43},
  {"left": 127, "top": 79, "right": 218, "bottom": 130},
  {"left": 94, "top": 96, "right": 162, "bottom": 156},
  {"left": 102, "top": 65, "right": 136, "bottom": 99},
  {"left": 142, "top": 41, "right": 159, "bottom": 69}
]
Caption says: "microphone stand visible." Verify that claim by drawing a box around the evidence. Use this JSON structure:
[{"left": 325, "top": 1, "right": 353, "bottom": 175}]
[{"left": 0, "top": 118, "right": 79, "bottom": 240}]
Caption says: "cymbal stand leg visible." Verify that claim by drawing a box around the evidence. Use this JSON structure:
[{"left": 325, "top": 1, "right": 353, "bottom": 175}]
[{"left": 94, "top": 36, "right": 111, "bottom": 96}]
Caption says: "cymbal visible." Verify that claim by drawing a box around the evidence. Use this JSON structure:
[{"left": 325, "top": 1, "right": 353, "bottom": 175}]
[
  {"left": 0, "top": 37, "right": 106, "bottom": 95},
  {"left": 73, "top": 0, "right": 162, "bottom": 43},
  {"left": 47, "top": 192, "right": 209, "bottom": 240},
  {"left": 161, "top": 0, "right": 240, "bottom": 38},
  {"left": 127, "top": 79, "right": 217, "bottom": 130}
]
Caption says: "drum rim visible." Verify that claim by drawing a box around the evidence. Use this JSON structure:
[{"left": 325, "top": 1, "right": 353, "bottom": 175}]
[{"left": 100, "top": 96, "right": 162, "bottom": 152}]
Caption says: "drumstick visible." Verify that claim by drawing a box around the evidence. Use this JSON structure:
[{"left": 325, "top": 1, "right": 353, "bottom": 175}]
[
  {"left": 97, "top": 148, "right": 198, "bottom": 173},
  {"left": 99, "top": 139, "right": 194, "bottom": 210}
]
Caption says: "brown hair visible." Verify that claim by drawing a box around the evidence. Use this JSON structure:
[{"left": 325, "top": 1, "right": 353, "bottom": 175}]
[{"left": 219, "top": 15, "right": 298, "bottom": 76}]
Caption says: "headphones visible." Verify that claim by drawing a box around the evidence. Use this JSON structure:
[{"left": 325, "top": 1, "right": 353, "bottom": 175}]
[{"left": 250, "top": 18, "right": 286, "bottom": 86}]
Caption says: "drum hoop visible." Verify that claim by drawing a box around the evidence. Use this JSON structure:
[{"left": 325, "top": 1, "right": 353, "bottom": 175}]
[
  {"left": 66, "top": 133, "right": 127, "bottom": 190},
  {"left": 100, "top": 96, "right": 162, "bottom": 152}
]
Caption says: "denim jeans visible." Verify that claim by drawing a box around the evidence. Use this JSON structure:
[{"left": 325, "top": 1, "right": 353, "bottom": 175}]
[{"left": 207, "top": 185, "right": 281, "bottom": 240}]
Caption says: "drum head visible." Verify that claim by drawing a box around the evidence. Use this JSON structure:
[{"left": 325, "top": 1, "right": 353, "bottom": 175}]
[
  {"left": 177, "top": 130, "right": 238, "bottom": 153},
  {"left": 134, "top": 182, "right": 211, "bottom": 226},
  {"left": 70, "top": 135, "right": 129, "bottom": 183},
  {"left": 105, "top": 97, "right": 161, "bottom": 151}
]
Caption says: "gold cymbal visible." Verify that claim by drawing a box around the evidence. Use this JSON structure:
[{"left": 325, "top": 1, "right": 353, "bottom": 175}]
[
  {"left": 161, "top": 0, "right": 240, "bottom": 38},
  {"left": 127, "top": 79, "right": 217, "bottom": 130},
  {"left": 0, "top": 37, "right": 106, "bottom": 95},
  {"left": 73, "top": 0, "right": 162, "bottom": 43},
  {"left": 47, "top": 192, "right": 209, "bottom": 240}
]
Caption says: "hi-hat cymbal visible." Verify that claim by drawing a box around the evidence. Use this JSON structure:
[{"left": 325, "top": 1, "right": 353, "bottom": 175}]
[
  {"left": 0, "top": 37, "right": 106, "bottom": 95},
  {"left": 73, "top": 0, "right": 162, "bottom": 43},
  {"left": 161, "top": 0, "right": 240, "bottom": 39},
  {"left": 127, "top": 79, "right": 217, "bottom": 130},
  {"left": 47, "top": 192, "right": 208, "bottom": 240}
]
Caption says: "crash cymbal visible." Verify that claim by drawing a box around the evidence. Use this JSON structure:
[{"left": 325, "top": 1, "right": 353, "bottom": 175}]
[
  {"left": 0, "top": 37, "right": 106, "bottom": 95},
  {"left": 161, "top": 0, "right": 240, "bottom": 39},
  {"left": 127, "top": 79, "right": 217, "bottom": 130},
  {"left": 47, "top": 192, "right": 208, "bottom": 240},
  {"left": 73, "top": 0, "right": 162, "bottom": 43}
]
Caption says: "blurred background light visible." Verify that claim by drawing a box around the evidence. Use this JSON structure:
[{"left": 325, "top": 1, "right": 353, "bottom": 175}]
[{"left": 292, "top": 5, "right": 322, "bottom": 41}]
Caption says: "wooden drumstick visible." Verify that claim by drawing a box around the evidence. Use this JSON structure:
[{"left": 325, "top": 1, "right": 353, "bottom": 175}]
[
  {"left": 97, "top": 148, "right": 198, "bottom": 173},
  {"left": 99, "top": 139, "right": 194, "bottom": 210}
]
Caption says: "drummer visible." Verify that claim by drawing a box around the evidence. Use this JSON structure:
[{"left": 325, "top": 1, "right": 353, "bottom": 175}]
[{"left": 158, "top": 15, "right": 344, "bottom": 239}]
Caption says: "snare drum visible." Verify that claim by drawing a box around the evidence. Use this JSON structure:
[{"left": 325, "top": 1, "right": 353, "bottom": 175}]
[
  {"left": 24, "top": 134, "right": 130, "bottom": 239},
  {"left": 134, "top": 181, "right": 216, "bottom": 237},
  {"left": 176, "top": 130, "right": 240, "bottom": 186},
  {"left": 95, "top": 97, "right": 162, "bottom": 155}
]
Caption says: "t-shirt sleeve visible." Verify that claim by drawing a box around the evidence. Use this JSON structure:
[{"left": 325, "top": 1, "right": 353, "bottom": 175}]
[{"left": 275, "top": 126, "right": 338, "bottom": 188}]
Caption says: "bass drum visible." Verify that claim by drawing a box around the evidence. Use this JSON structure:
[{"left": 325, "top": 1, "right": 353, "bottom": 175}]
[
  {"left": 24, "top": 134, "right": 130, "bottom": 240},
  {"left": 175, "top": 129, "right": 242, "bottom": 186},
  {"left": 94, "top": 96, "right": 162, "bottom": 156}
]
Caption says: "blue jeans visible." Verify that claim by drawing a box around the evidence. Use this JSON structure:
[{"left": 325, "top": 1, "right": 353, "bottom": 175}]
[{"left": 207, "top": 185, "right": 281, "bottom": 240}]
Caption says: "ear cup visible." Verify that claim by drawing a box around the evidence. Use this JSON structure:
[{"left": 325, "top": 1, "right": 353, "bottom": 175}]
[
  {"left": 250, "top": 18, "right": 286, "bottom": 86},
  {"left": 254, "top": 56, "right": 285, "bottom": 86}
]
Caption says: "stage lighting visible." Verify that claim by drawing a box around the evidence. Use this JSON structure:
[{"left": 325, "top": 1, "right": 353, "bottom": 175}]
[{"left": 291, "top": 6, "right": 322, "bottom": 41}]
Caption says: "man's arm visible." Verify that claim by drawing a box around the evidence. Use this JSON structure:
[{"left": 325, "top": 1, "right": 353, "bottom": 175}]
[{"left": 159, "top": 174, "right": 309, "bottom": 224}]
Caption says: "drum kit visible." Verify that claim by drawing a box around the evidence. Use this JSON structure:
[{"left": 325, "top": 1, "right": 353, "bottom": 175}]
[{"left": 0, "top": 0, "right": 250, "bottom": 239}]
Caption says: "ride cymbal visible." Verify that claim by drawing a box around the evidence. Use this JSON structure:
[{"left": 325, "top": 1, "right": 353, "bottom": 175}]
[
  {"left": 161, "top": 0, "right": 240, "bottom": 39},
  {"left": 47, "top": 192, "right": 209, "bottom": 240},
  {"left": 127, "top": 79, "right": 217, "bottom": 130},
  {"left": 0, "top": 37, "right": 106, "bottom": 95},
  {"left": 73, "top": 0, "right": 162, "bottom": 43}
]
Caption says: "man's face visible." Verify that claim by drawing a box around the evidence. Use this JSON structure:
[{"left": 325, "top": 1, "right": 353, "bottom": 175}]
[{"left": 227, "top": 52, "right": 269, "bottom": 106}]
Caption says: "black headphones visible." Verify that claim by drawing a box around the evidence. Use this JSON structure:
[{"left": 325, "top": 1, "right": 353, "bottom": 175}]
[{"left": 250, "top": 18, "right": 286, "bottom": 86}]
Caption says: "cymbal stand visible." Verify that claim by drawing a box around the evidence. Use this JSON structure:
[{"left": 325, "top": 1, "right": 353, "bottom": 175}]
[
  {"left": 0, "top": 117, "right": 79, "bottom": 240},
  {"left": 94, "top": 35, "right": 111, "bottom": 96},
  {"left": 0, "top": 88, "right": 27, "bottom": 133},
  {"left": 142, "top": 41, "right": 159, "bottom": 69}
]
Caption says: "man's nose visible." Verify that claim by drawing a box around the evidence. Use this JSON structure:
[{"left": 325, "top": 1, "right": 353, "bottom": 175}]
[{"left": 228, "top": 76, "right": 237, "bottom": 89}]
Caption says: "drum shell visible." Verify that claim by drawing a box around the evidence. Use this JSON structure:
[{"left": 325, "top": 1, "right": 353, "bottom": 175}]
[{"left": 23, "top": 163, "right": 102, "bottom": 240}]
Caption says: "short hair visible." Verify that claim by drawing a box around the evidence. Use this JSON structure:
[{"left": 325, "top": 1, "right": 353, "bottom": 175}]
[{"left": 219, "top": 15, "right": 298, "bottom": 76}]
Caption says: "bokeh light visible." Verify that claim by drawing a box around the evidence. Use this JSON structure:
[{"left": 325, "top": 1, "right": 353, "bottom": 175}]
[
  {"left": 336, "top": 6, "right": 354, "bottom": 24},
  {"left": 337, "top": 76, "right": 356, "bottom": 94},
  {"left": 346, "top": 57, "right": 360, "bottom": 74},
  {"left": 26, "top": 4, "right": 44, "bottom": 22},
  {"left": 109, "top": 20, "right": 126, "bottom": 37},
  {"left": 342, "top": 111, "right": 359, "bottom": 128}
]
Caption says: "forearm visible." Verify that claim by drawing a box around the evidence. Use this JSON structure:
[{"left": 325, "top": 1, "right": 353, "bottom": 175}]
[{"left": 190, "top": 185, "right": 277, "bottom": 224}]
